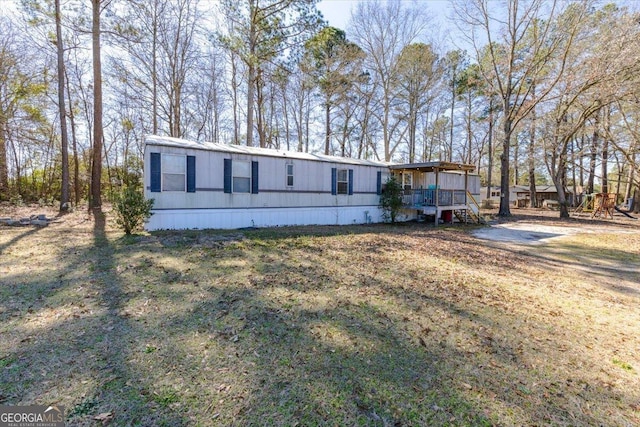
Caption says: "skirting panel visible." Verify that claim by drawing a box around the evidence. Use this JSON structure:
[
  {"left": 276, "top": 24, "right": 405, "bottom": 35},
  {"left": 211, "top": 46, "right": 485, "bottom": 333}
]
[{"left": 145, "top": 206, "right": 384, "bottom": 230}]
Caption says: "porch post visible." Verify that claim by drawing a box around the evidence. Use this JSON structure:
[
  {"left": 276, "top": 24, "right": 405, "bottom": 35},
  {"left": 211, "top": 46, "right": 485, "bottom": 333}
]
[
  {"left": 464, "top": 170, "right": 468, "bottom": 205},
  {"left": 435, "top": 168, "right": 439, "bottom": 206},
  {"left": 434, "top": 168, "right": 440, "bottom": 225}
]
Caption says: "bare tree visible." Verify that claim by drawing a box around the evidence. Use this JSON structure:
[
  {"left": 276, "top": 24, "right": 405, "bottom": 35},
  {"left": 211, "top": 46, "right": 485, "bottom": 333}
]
[
  {"left": 54, "top": 0, "right": 70, "bottom": 211},
  {"left": 304, "top": 27, "right": 364, "bottom": 155},
  {"left": 218, "top": 0, "right": 321, "bottom": 147},
  {"left": 350, "top": 0, "right": 428, "bottom": 161},
  {"left": 540, "top": 4, "right": 640, "bottom": 217},
  {"left": 0, "top": 17, "right": 18, "bottom": 200},
  {"left": 90, "top": 0, "right": 108, "bottom": 209},
  {"left": 396, "top": 43, "right": 440, "bottom": 163},
  {"left": 454, "top": 0, "right": 585, "bottom": 216}
]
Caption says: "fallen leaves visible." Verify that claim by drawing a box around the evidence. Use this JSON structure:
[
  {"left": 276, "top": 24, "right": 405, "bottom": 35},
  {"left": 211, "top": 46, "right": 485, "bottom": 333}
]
[{"left": 93, "top": 411, "right": 114, "bottom": 425}]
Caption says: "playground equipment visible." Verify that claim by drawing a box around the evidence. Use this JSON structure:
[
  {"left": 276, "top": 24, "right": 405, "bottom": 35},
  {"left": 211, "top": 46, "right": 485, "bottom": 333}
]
[{"left": 573, "top": 193, "right": 637, "bottom": 219}]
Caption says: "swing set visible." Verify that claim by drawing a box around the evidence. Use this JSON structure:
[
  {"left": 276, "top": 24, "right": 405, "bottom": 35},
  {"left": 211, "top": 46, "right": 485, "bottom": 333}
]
[{"left": 573, "top": 193, "right": 636, "bottom": 219}]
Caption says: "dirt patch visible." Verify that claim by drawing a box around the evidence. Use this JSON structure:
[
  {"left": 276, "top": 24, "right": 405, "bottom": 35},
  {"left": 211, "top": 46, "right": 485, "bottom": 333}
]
[
  {"left": 473, "top": 222, "right": 583, "bottom": 244},
  {"left": 474, "top": 208, "right": 638, "bottom": 245}
]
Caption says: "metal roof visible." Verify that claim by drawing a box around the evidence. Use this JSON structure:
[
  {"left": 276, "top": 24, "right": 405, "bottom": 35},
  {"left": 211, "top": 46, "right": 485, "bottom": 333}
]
[
  {"left": 145, "top": 135, "right": 392, "bottom": 167},
  {"left": 389, "top": 161, "right": 476, "bottom": 172}
]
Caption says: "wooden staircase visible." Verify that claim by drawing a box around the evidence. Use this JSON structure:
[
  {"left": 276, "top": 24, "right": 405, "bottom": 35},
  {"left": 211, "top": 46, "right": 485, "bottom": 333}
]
[{"left": 453, "top": 192, "right": 485, "bottom": 224}]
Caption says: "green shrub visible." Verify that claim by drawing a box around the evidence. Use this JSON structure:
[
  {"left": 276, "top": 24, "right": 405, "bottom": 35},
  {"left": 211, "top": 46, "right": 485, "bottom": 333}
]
[
  {"left": 113, "top": 186, "right": 154, "bottom": 234},
  {"left": 379, "top": 176, "right": 404, "bottom": 223}
]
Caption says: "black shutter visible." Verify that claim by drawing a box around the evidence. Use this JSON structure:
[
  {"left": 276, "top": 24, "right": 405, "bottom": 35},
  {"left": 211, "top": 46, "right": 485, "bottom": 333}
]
[
  {"left": 251, "top": 161, "right": 259, "bottom": 194},
  {"left": 348, "top": 169, "right": 354, "bottom": 195},
  {"left": 224, "top": 158, "right": 232, "bottom": 193},
  {"left": 186, "top": 155, "right": 196, "bottom": 193},
  {"left": 150, "top": 153, "right": 161, "bottom": 192},
  {"left": 331, "top": 168, "right": 337, "bottom": 195},
  {"left": 376, "top": 171, "right": 382, "bottom": 195}
]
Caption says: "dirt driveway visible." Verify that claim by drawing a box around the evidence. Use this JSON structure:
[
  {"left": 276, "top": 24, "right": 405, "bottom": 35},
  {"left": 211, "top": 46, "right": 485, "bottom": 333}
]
[{"left": 473, "top": 210, "right": 638, "bottom": 246}]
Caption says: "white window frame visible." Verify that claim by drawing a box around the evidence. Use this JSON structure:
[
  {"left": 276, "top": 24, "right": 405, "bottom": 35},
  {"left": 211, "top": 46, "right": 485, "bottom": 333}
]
[
  {"left": 337, "top": 168, "right": 349, "bottom": 195},
  {"left": 402, "top": 172, "right": 413, "bottom": 190},
  {"left": 162, "top": 154, "right": 186, "bottom": 192},
  {"left": 286, "top": 163, "right": 294, "bottom": 187},
  {"left": 232, "top": 160, "right": 251, "bottom": 193}
]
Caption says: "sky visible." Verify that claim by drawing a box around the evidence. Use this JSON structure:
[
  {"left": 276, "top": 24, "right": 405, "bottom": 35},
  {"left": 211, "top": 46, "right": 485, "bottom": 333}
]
[
  {"left": 318, "top": 0, "right": 454, "bottom": 30},
  {"left": 317, "top": 0, "right": 459, "bottom": 48}
]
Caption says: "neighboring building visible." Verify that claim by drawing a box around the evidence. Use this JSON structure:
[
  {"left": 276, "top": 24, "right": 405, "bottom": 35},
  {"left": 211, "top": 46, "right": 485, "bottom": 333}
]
[
  {"left": 144, "top": 135, "right": 480, "bottom": 230},
  {"left": 480, "top": 184, "right": 573, "bottom": 207}
]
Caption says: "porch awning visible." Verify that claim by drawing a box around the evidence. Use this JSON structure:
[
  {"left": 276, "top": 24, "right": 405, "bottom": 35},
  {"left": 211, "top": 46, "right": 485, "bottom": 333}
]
[{"left": 389, "top": 161, "right": 475, "bottom": 173}]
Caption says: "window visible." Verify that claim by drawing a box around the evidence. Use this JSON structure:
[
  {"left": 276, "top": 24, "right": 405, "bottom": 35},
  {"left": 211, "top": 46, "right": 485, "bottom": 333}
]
[
  {"left": 286, "top": 163, "right": 294, "bottom": 187},
  {"left": 224, "top": 159, "right": 258, "bottom": 194},
  {"left": 402, "top": 172, "right": 413, "bottom": 190},
  {"left": 150, "top": 153, "right": 195, "bottom": 193},
  {"left": 491, "top": 191, "right": 500, "bottom": 197},
  {"left": 162, "top": 154, "right": 186, "bottom": 191},
  {"left": 377, "top": 171, "right": 390, "bottom": 195},
  {"left": 233, "top": 160, "right": 251, "bottom": 193},
  {"left": 337, "top": 169, "right": 348, "bottom": 194},
  {"left": 331, "top": 167, "right": 353, "bottom": 195}
]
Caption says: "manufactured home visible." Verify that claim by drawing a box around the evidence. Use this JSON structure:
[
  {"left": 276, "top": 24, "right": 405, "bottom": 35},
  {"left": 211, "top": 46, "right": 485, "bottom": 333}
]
[
  {"left": 144, "top": 135, "right": 481, "bottom": 230},
  {"left": 480, "top": 184, "right": 574, "bottom": 208}
]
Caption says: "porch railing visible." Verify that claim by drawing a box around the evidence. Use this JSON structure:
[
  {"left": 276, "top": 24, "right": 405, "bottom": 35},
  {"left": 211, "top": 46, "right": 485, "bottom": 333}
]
[{"left": 402, "top": 189, "right": 467, "bottom": 207}]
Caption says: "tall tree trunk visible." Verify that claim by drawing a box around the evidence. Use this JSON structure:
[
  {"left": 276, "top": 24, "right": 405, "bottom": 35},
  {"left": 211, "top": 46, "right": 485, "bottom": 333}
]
[
  {"left": 55, "top": 0, "right": 70, "bottom": 212},
  {"left": 174, "top": 83, "right": 181, "bottom": 137},
  {"left": 466, "top": 93, "right": 472, "bottom": 164},
  {"left": 513, "top": 137, "right": 519, "bottom": 186},
  {"left": 528, "top": 101, "right": 537, "bottom": 208},
  {"left": 231, "top": 53, "right": 240, "bottom": 145},
  {"left": 90, "top": 0, "right": 103, "bottom": 209},
  {"left": 409, "top": 107, "right": 416, "bottom": 163},
  {"left": 246, "top": 62, "right": 255, "bottom": 146},
  {"left": 499, "top": 116, "right": 512, "bottom": 216},
  {"left": 601, "top": 107, "right": 610, "bottom": 194},
  {"left": 282, "top": 82, "right": 290, "bottom": 151},
  {"left": 0, "top": 115, "right": 7, "bottom": 200},
  {"left": 624, "top": 152, "right": 635, "bottom": 204},
  {"left": 486, "top": 99, "right": 493, "bottom": 201},
  {"left": 152, "top": 0, "right": 158, "bottom": 134},
  {"left": 296, "top": 94, "right": 303, "bottom": 152},
  {"left": 246, "top": 6, "right": 257, "bottom": 147},
  {"left": 65, "top": 68, "right": 80, "bottom": 206},
  {"left": 256, "top": 69, "right": 265, "bottom": 148},
  {"left": 324, "top": 97, "right": 330, "bottom": 155},
  {"left": 449, "top": 69, "right": 456, "bottom": 162},
  {"left": 571, "top": 137, "right": 577, "bottom": 207},
  {"left": 578, "top": 134, "right": 584, "bottom": 196},
  {"left": 587, "top": 111, "right": 599, "bottom": 194},
  {"left": 553, "top": 135, "right": 571, "bottom": 219},
  {"left": 9, "top": 137, "right": 19, "bottom": 197},
  {"left": 383, "top": 87, "right": 391, "bottom": 161}
]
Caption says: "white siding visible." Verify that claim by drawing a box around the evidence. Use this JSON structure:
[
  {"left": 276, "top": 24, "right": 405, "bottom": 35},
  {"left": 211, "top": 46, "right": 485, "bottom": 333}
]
[
  {"left": 144, "top": 142, "right": 387, "bottom": 230},
  {"left": 146, "top": 206, "right": 383, "bottom": 230},
  {"left": 143, "top": 137, "right": 480, "bottom": 230}
]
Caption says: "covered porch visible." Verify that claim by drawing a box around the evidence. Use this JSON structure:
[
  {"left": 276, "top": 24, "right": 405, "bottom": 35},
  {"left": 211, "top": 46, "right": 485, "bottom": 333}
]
[{"left": 390, "top": 161, "right": 480, "bottom": 225}]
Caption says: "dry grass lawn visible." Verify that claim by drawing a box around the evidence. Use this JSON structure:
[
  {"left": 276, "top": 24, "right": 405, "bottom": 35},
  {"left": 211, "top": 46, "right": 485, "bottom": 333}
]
[{"left": 1, "top": 206, "right": 639, "bottom": 426}]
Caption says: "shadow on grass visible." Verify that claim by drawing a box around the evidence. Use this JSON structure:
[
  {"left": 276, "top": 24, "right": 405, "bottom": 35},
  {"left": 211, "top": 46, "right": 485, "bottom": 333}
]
[
  {"left": 1, "top": 221, "right": 638, "bottom": 425},
  {"left": 158, "top": 248, "right": 494, "bottom": 425},
  {"left": 72, "top": 208, "right": 189, "bottom": 425},
  {"left": 0, "top": 209, "right": 189, "bottom": 425},
  {"left": 0, "top": 226, "right": 45, "bottom": 256},
  {"left": 153, "top": 230, "right": 637, "bottom": 425}
]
